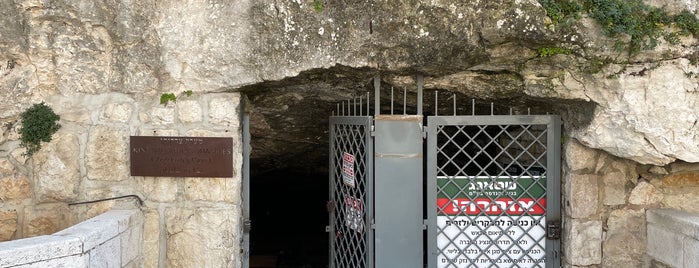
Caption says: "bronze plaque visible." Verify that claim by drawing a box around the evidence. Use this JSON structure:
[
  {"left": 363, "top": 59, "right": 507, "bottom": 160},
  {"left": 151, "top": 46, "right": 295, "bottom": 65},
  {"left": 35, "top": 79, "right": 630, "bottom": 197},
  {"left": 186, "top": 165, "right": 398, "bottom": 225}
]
[{"left": 130, "top": 136, "right": 233, "bottom": 178}]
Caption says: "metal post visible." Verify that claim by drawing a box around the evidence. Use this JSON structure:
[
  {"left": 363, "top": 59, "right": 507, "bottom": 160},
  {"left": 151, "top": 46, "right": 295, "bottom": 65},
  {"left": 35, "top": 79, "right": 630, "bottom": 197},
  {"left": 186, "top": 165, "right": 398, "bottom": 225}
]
[
  {"left": 374, "top": 75, "right": 381, "bottom": 116},
  {"left": 417, "top": 75, "right": 423, "bottom": 115}
]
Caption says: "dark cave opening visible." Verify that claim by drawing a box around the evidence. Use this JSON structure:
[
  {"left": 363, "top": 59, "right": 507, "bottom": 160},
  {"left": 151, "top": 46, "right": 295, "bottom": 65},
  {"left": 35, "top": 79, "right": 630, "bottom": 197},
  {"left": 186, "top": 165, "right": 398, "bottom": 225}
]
[{"left": 249, "top": 169, "right": 329, "bottom": 268}]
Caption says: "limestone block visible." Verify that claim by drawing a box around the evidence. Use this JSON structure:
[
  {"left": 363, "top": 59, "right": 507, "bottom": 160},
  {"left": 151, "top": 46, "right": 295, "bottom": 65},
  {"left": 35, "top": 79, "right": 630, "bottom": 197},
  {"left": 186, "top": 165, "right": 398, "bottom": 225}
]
[
  {"left": 177, "top": 100, "right": 203, "bottom": 123},
  {"left": 89, "top": 236, "right": 121, "bottom": 268},
  {"left": 0, "top": 235, "right": 82, "bottom": 267},
  {"left": 564, "top": 139, "right": 599, "bottom": 173},
  {"left": 26, "top": 216, "right": 58, "bottom": 238},
  {"left": 166, "top": 207, "right": 239, "bottom": 267},
  {"left": 33, "top": 132, "right": 81, "bottom": 202},
  {"left": 121, "top": 226, "right": 143, "bottom": 265},
  {"left": 184, "top": 129, "right": 232, "bottom": 137},
  {"left": 135, "top": 177, "right": 178, "bottom": 203},
  {"left": 629, "top": 181, "right": 663, "bottom": 205},
  {"left": 662, "top": 172, "right": 699, "bottom": 187},
  {"left": 0, "top": 210, "right": 17, "bottom": 241},
  {"left": 685, "top": 237, "right": 699, "bottom": 268},
  {"left": 603, "top": 209, "right": 646, "bottom": 267},
  {"left": 647, "top": 224, "right": 683, "bottom": 267},
  {"left": 100, "top": 102, "right": 133, "bottom": 123},
  {"left": 24, "top": 204, "right": 71, "bottom": 238},
  {"left": 138, "top": 128, "right": 179, "bottom": 137},
  {"left": 662, "top": 193, "right": 699, "bottom": 214},
  {"left": 0, "top": 159, "right": 31, "bottom": 201},
  {"left": 564, "top": 220, "right": 602, "bottom": 266},
  {"left": 151, "top": 107, "right": 175, "bottom": 125},
  {"left": 142, "top": 209, "right": 161, "bottom": 268},
  {"left": 184, "top": 177, "right": 239, "bottom": 203},
  {"left": 54, "top": 214, "right": 120, "bottom": 251},
  {"left": 209, "top": 95, "right": 240, "bottom": 127},
  {"left": 602, "top": 171, "right": 627, "bottom": 206},
  {"left": 565, "top": 173, "right": 598, "bottom": 218},
  {"left": 87, "top": 126, "right": 129, "bottom": 181}
]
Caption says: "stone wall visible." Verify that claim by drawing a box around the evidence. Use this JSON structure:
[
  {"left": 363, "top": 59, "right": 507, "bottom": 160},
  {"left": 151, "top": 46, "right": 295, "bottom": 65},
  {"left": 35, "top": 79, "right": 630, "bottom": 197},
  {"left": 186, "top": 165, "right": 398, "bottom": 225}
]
[
  {"left": 0, "top": 209, "right": 143, "bottom": 267},
  {"left": 563, "top": 138, "right": 699, "bottom": 267},
  {"left": 647, "top": 209, "right": 699, "bottom": 268},
  {"left": 0, "top": 92, "right": 243, "bottom": 267}
]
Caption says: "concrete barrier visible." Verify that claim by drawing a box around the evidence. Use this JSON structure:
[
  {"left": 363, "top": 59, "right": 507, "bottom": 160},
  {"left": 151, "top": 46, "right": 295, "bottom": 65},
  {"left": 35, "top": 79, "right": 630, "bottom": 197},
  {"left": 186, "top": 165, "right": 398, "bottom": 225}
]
[
  {"left": 647, "top": 209, "right": 699, "bottom": 268},
  {"left": 0, "top": 210, "right": 143, "bottom": 267}
]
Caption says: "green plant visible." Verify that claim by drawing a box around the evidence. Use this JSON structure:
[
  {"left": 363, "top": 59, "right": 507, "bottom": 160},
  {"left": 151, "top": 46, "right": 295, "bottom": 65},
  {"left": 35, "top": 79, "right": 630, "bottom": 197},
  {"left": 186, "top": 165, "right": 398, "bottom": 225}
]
[
  {"left": 159, "top": 90, "right": 193, "bottom": 105},
  {"left": 312, "top": 0, "right": 323, "bottom": 12},
  {"left": 19, "top": 103, "right": 61, "bottom": 157},
  {"left": 539, "top": 0, "right": 582, "bottom": 25},
  {"left": 538, "top": 47, "right": 573, "bottom": 57}
]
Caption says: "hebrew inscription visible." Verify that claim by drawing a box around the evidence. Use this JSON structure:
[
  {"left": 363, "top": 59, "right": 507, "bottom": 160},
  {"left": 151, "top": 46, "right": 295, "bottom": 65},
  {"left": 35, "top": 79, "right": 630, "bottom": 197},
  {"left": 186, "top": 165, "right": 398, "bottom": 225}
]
[{"left": 130, "top": 136, "right": 233, "bottom": 177}]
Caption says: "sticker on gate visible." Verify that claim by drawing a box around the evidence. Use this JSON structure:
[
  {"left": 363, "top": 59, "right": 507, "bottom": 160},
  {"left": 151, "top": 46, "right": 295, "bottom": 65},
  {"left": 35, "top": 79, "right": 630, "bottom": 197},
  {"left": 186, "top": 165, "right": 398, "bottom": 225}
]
[
  {"left": 436, "top": 176, "right": 547, "bottom": 268},
  {"left": 344, "top": 196, "right": 364, "bottom": 233},
  {"left": 342, "top": 152, "right": 356, "bottom": 188}
]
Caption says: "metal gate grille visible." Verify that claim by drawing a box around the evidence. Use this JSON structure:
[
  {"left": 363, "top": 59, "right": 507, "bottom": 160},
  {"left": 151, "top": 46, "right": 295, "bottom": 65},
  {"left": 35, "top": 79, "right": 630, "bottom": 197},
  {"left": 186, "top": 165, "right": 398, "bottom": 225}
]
[
  {"left": 427, "top": 116, "right": 561, "bottom": 268},
  {"left": 329, "top": 116, "right": 374, "bottom": 268}
]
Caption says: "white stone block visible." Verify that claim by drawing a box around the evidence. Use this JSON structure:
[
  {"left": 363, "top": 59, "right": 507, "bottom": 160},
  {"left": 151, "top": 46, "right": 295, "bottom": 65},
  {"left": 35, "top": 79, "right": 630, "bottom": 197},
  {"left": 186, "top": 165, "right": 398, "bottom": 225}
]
[
  {"left": 209, "top": 95, "right": 240, "bottom": 127},
  {"left": 152, "top": 107, "right": 175, "bottom": 125},
  {"left": 121, "top": 226, "right": 143, "bottom": 264},
  {"left": 15, "top": 254, "right": 88, "bottom": 268},
  {"left": 647, "top": 224, "right": 683, "bottom": 267},
  {"left": 88, "top": 236, "right": 120, "bottom": 268},
  {"left": 54, "top": 215, "right": 119, "bottom": 251},
  {"left": 647, "top": 209, "right": 699, "bottom": 239},
  {"left": 565, "top": 220, "right": 602, "bottom": 266},
  {"left": 177, "top": 100, "right": 203, "bottom": 123},
  {"left": 0, "top": 235, "right": 82, "bottom": 267},
  {"left": 684, "top": 236, "right": 699, "bottom": 268},
  {"left": 565, "top": 173, "right": 598, "bottom": 218}
]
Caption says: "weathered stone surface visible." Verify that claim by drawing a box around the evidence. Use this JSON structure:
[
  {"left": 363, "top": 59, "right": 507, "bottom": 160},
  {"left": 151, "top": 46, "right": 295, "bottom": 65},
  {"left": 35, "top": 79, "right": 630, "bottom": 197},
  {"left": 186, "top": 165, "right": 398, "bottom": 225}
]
[
  {"left": 565, "top": 173, "right": 598, "bottom": 219},
  {"left": 135, "top": 177, "right": 178, "bottom": 203},
  {"left": 142, "top": 209, "right": 160, "bottom": 268},
  {"left": 184, "top": 178, "right": 239, "bottom": 203},
  {"left": 176, "top": 100, "right": 203, "bottom": 123},
  {"left": 166, "top": 207, "right": 239, "bottom": 267},
  {"left": 662, "top": 172, "right": 699, "bottom": 187},
  {"left": 602, "top": 171, "right": 627, "bottom": 206},
  {"left": 24, "top": 204, "right": 70, "bottom": 238},
  {"left": 0, "top": 210, "right": 17, "bottom": 241},
  {"left": 151, "top": 107, "right": 175, "bottom": 125},
  {"left": 565, "top": 220, "right": 602, "bottom": 266},
  {"left": 629, "top": 181, "right": 663, "bottom": 205},
  {"left": 33, "top": 132, "right": 81, "bottom": 202},
  {"left": 564, "top": 139, "right": 599, "bottom": 173},
  {"left": 0, "top": 159, "right": 30, "bottom": 201},
  {"left": 603, "top": 209, "right": 646, "bottom": 267},
  {"left": 100, "top": 102, "right": 133, "bottom": 123},
  {"left": 87, "top": 126, "right": 129, "bottom": 181},
  {"left": 662, "top": 194, "right": 699, "bottom": 214},
  {"left": 209, "top": 95, "right": 240, "bottom": 127}
]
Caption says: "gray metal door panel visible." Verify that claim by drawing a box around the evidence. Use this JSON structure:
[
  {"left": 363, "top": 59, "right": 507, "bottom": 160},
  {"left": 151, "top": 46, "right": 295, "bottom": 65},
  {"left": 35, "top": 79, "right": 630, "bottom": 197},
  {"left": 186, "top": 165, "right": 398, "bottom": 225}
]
[
  {"left": 329, "top": 116, "right": 374, "bottom": 268},
  {"left": 426, "top": 115, "right": 561, "bottom": 268}
]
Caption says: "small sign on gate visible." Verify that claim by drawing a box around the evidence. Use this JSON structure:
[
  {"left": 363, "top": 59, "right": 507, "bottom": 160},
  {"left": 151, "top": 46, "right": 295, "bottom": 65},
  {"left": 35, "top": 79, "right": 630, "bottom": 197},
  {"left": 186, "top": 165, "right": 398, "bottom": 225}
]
[
  {"left": 342, "top": 152, "right": 356, "bottom": 188},
  {"left": 345, "top": 195, "right": 364, "bottom": 233}
]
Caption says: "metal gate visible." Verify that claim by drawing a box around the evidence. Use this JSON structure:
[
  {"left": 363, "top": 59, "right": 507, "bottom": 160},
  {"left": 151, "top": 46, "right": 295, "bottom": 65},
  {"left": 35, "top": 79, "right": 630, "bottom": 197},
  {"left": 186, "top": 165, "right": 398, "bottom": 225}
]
[
  {"left": 328, "top": 75, "right": 561, "bottom": 268},
  {"left": 328, "top": 114, "right": 374, "bottom": 268}
]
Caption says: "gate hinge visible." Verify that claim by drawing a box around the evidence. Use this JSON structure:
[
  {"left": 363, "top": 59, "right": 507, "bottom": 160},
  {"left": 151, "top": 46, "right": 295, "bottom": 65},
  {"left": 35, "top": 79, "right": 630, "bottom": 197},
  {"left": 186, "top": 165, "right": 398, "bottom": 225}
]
[
  {"left": 546, "top": 220, "right": 561, "bottom": 240},
  {"left": 370, "top": 125, "right": 375, "bottom": 137},
  {"left": 423, "top": 219, "right": 428, "bottom": 230}
]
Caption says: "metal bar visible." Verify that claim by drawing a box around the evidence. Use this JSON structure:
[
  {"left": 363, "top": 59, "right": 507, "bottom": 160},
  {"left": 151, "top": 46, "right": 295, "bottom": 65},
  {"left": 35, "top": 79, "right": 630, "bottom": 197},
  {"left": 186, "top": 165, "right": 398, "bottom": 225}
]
[
  {"left": 434, "top": 91, "right": 438, "bottom": 116},
  {"left": 472, "top": 99, "right": 475, "bottom": 116},
  {"left": 374, "top": 75, "right": 381, "bottom": 116},
  {"left": 491, "top": 102, "right": 494, "bottom": 115},
  {"left": 453, "top": 93, "right": 456, "bottom": 116},
  {"left": 391, "top": 87, "right": 394, "bottom": 115},
  {"left": 341, "top": 101, "right": 344, "bottom": 116},
  {"left": 353, "top": 98, "right": 356, "bottom": 116},
  {"left": 241, "top": 109, "right": 251, "bottom": 268},
  {"left": 546, "top": 115, "right": 562, "bottom": 268},
  {"left": 417, "top": 75, "right": 423, "bottom": 115},
  {"left": 403, "top": 87, "right": 407, "bottom": 115},
  {"left": 360, "top": 96, "right": 363, "bottom": 116},
  {"left": 367, "top": 91, "right": 370, "bottom": 116}
]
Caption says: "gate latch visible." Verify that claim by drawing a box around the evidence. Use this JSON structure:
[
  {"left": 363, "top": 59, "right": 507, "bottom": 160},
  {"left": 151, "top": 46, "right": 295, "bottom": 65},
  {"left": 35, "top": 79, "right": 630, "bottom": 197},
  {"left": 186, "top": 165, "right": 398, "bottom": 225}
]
[
  {"left": 243, "top": 219, "right": 252, "bottom": 233},
  {"left": 547, "top": 221, "right": 561, "bottom": 240}
]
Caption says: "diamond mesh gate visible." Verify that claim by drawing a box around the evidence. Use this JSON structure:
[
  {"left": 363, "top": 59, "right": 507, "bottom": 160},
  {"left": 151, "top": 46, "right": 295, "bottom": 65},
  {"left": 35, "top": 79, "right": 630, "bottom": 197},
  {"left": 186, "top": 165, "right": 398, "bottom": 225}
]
[
  {"left": 427, "top": 115, "right": 561, "bottom": 268},
  {"left": 329, "top": 116, "right": 374, "bottom": 268}
]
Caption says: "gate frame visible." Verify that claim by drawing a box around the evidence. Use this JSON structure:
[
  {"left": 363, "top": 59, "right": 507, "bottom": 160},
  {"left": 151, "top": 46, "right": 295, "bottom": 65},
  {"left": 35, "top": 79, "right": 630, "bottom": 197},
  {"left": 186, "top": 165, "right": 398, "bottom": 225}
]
[{"left": 425, "top": 115, "right": 562, "bottom": 268}]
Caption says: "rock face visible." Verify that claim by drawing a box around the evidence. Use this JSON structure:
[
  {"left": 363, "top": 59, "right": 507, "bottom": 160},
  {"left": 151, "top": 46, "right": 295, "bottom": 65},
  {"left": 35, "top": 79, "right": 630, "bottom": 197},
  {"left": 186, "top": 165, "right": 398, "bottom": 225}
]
[{"left": 0, "top": 0, "right": 699, "bottom": 267}]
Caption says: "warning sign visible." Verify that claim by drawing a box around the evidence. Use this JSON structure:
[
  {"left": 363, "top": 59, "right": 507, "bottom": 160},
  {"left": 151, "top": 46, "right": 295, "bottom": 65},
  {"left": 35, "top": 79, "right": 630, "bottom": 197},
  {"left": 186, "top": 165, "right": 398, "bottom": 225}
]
[
  {"left": 342, "top": 152, "right": 356, "bottom": 188},
  {"left": 436, "top": 176, "right": 547, "bottom": 268}
]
